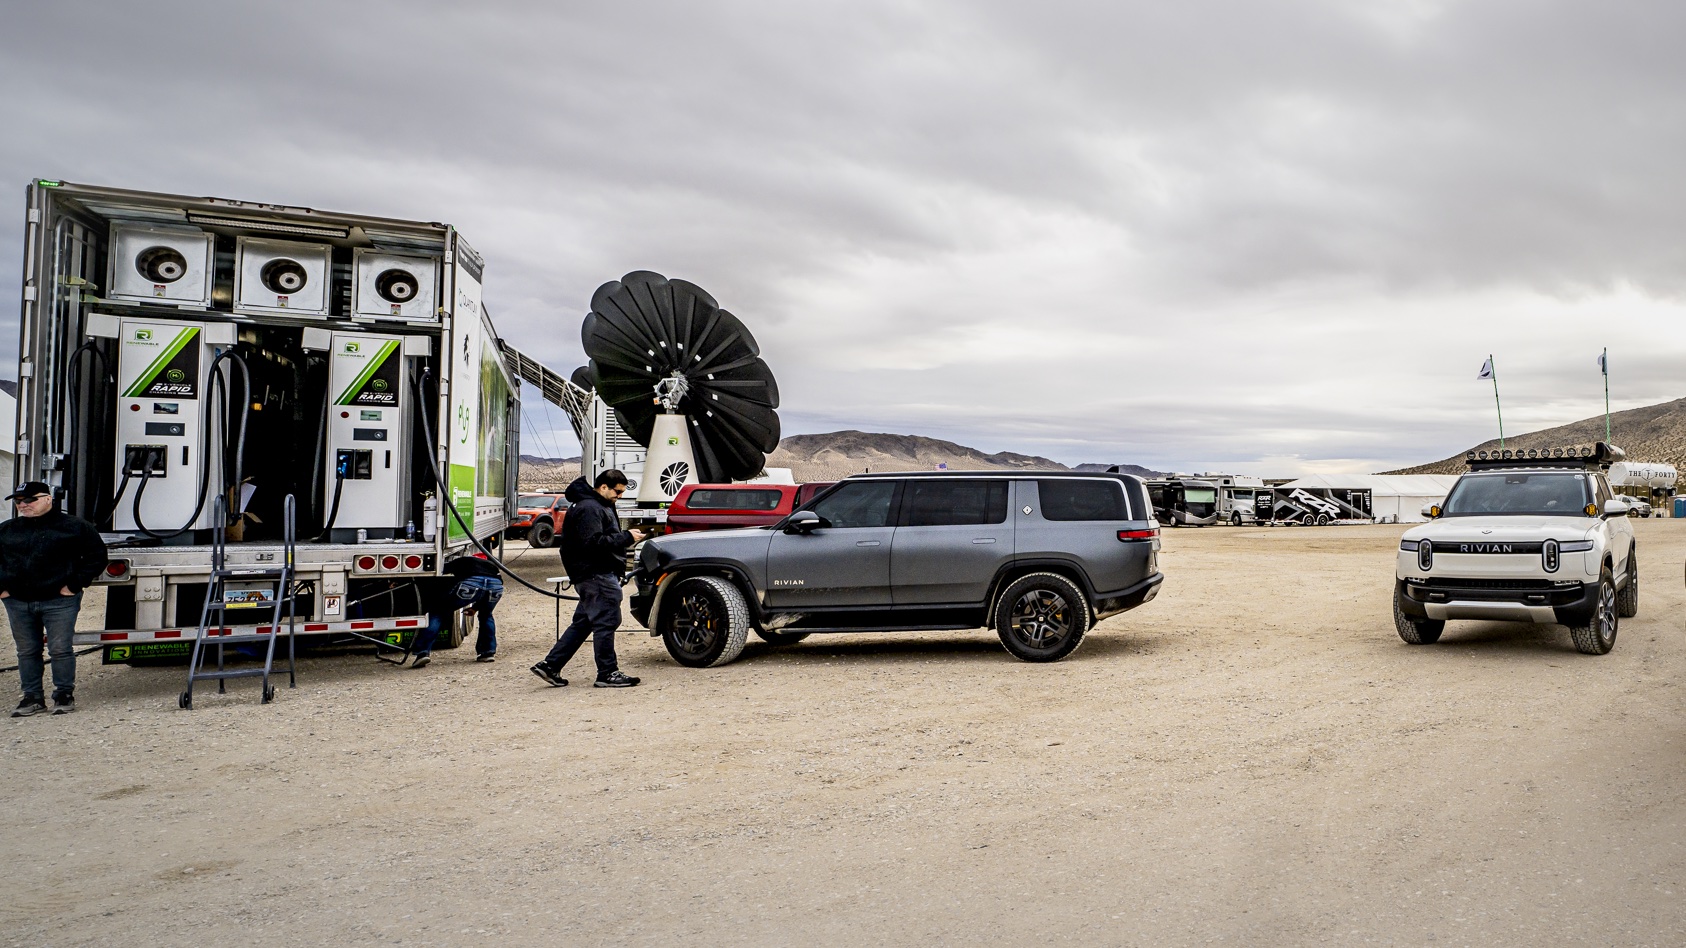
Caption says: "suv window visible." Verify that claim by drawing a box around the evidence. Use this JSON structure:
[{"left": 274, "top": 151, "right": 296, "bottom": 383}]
[
  {"left": 903, "top": 479, "right": 1008, "bottom": 526},
  {"left": 1039, "top": 479, "right": 1127, "bottom": 521},
  {"left": 518, "top": 495, "right": 554, "bottom": 508},
  {"left": 685, "top": 488, "right": 783, "bottom": 511},
  {"left": 809, "top": 481, "right": 898, "bottom": 528},
  {"left": 1441, "top": 472, "right": 1591, "bottom": 516}
]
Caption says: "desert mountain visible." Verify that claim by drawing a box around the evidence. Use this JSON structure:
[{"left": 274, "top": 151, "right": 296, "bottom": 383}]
[
  {"left": 1387, "top": 397, "right": 1686, "bottom": 477},
  {"left": 517, "top": 430, "right": 1164, "bottom": 488},
  {"left": 767, "top": 430, "right": 1069, "bottom": 482}
]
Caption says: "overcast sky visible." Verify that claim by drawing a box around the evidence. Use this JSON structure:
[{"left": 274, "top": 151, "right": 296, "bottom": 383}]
[{"left": 3, "top": 1, "right": 1683, "bottom": 475}]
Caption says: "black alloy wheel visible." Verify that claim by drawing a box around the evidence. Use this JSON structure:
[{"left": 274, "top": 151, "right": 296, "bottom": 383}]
[
  {"left": 993, "top": 572, "right": 1091, "bottom": 662},
  {"left": 1568, "top": 567, "right": 1618, "bottom": 655},
  {"left": 660, "top": 576, "right": 750, "bottom": 667}
]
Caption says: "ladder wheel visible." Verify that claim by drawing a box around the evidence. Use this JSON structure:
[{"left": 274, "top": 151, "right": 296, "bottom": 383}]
[
  {"left": 262, "top": 685, "right": 276, "bottom": 704},
  {"left": 178, "top": 691, "right": 192, "bottom": 710}
]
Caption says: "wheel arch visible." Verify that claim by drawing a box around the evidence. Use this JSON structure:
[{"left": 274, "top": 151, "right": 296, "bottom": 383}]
[
  {"left": 986, "top": 559, "right": 1096, "bottom": 612},
  {"left": 650, "top": 560, "right": 764, "bottom": 629}
]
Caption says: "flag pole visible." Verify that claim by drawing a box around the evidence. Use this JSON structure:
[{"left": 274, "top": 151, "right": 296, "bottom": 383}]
[
  {"left": 1490, "top": 354, "right": 1505, "bottom": 450},
  {"left": 1603, "top": 347, "right": 1611, "bottom": 443}
]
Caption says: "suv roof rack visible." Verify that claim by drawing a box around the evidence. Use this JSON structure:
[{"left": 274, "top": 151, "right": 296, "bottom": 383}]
[{"left": 1465, "top": 441, "right": 1624, "bottom": 470}]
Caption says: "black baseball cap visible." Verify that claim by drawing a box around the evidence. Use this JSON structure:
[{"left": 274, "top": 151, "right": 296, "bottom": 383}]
[{"left": 4, "top": 482, "right": 51, "bottom": 501}]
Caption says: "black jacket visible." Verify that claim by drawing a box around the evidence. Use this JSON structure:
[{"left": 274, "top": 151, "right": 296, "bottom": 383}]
[
  {"left": 560, "top": 477, "right": 633, "bottom": 582},
  {"left": 0, "top": 509, "right": 109, "bottom": 602}
]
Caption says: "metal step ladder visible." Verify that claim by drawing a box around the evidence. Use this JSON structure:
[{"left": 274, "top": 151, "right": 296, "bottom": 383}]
[{"left": 180, "top": 495, "right": 298, "bottom": 709}]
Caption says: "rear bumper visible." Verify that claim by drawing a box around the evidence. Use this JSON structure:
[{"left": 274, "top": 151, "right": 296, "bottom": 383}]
[
  {"left": 1094, "top": 572, "right": 1164, "bottom": 620},
  {"left": 1396, "top": 578, "right": 1596, "bottom": 625}
]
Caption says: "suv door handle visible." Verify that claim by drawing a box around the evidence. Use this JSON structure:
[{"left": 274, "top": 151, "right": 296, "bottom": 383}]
[
  {"left": 856, "top": 540, "right": 881, "bottom": 547},
  {"left": 972, "top": 538, "right": 996, "bottom": 544}
]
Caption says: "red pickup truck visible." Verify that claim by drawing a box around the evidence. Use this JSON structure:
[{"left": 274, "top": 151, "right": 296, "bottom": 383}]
[{"left": 665, "top": 482, "right": 833, "bottom": 533}]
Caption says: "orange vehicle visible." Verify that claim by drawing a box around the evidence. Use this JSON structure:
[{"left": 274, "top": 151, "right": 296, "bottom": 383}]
[
  {"left": 507, "top": 493, "right": 569, "bottom": 547},
  {"left": 665, "top": 482, "right": 833, "bottom": 533}
]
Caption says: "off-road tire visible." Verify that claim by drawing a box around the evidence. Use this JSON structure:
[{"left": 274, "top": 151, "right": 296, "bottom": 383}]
[
  {"left": 1568, "top": 567, "right": 1618, "bottom": 655},
  {"left": 660, "top": 576, "right": 751, "bottom": 668},
  {"left": 993, "top": 572, "right": 1091, "bottom": 663},
  {"left": 528, "top": 519, "right": 555, "bottom": 548},
  {"left": 1616, "top": 549, "right": 1639, "bottom": 619},
  {"left": 755, "top": 628, "right": 811, "bottom": 646},
  {"left": 1393, "top": 586, "right": 1444, "bottom": 644}
]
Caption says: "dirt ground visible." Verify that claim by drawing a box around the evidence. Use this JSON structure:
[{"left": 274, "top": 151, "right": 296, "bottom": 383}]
[{"left": 3, "top": 521, "right": 1684, "bottom": 946}]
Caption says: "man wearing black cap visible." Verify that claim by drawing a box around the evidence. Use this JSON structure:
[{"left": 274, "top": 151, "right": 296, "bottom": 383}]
[{"left": 0, "top": 482, "right": 108, "bottom": 716}]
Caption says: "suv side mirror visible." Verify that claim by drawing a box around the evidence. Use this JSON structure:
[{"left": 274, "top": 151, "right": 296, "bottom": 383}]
[
  {"left": 1421, "top": 504, "right": 1441, "bottom": 519},
  {"left": 783, "top": 510, "right": 822, "bottom": 534},
  {"left": 1601, "top": 497, "right": 1630, "bottom": 518}
]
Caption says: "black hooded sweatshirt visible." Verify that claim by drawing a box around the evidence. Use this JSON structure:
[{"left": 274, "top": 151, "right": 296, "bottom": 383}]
[
  {"left": 0, "top": 509, "right": 109, "bottom": 602},
  {"left": 559, "top": 477, "right": 634, "bottom": 582}
]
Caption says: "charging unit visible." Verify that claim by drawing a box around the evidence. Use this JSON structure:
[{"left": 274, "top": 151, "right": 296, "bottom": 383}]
[
  {"left": 318, "top": 331, "right": 428, "bottom": 535},
  {"left": 103, "top": 316, "right": 237, "bottom": 532}
]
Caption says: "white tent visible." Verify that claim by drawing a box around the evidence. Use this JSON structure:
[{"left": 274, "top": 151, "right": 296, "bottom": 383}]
[{"left": 1281, "top": 473, "right": 1460, "bottom": 523}]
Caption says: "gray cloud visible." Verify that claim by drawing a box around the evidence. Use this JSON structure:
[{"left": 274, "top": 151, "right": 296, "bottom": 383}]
[{"left": 3, "top": 0, "right": 1683, "bottom": 476}]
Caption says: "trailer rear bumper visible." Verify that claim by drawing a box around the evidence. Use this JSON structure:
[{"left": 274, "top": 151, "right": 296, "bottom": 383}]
[{"left": 78, "top": 614, "right": 430, "bottom": 647}]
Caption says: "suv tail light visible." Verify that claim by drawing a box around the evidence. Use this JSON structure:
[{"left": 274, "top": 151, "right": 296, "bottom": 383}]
[
  {"left": 1418, "top": 540, "right": 1433, "bottom": 571},
  {"left": 1118, "top": 528, "right": 1159, "bottom": 541}
]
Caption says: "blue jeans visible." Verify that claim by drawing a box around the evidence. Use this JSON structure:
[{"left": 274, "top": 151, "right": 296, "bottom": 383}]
[
  {"left": 6, "top": 593, "right": 83, "bottom": 699},
  {"left": 542, "top": 574, "right": 621, "bottom": 676},
  {"left": 415, "top": 576, "right": 502, "bottom": 657}
]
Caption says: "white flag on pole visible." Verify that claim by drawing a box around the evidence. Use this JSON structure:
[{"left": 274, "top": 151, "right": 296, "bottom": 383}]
[
  {"left": 1597, "top": 351, "right": 1607, "bottom": 376},
  {"left": 1477, "top": 358, "right": 1494, "bottom": 380}
]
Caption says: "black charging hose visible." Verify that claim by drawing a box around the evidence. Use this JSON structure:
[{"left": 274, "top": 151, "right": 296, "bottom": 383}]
[
  {"left": 132, "top": 350, "right": 250, "bottom": 540},
  {"left": 65, "top": 341, "right": 114, "bottom": 520},
  {"left": 410, "top": 367, "right": 578, "bottom": 601},
  {"left": 309, "top": 468, "right": 347, "bottom": 543}
]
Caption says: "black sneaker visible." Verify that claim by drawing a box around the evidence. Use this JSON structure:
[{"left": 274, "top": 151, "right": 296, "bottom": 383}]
[
  {"left": 51, "top": 693, "right": 75, "bottom": 715},
  {"left": 594, "top": 671, "right": 641, "bottom": 688},
  {"left": 411, "top": 654, "right": 431, "bottom": 669},
  {"left": 530, "top": 663, "right": 568, "bottom": 687},
  {"left": 475, "top": 653, "right": 496, "bottom": 663},
  {"left": 11, "top": 697, "right": 46, "bottom": 717}
]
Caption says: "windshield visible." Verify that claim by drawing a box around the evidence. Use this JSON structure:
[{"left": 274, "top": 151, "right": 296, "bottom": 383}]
[
  {"left": 518, "top": 495, "right": 552, "bottom": 508},
  {"left": 1441, "top": 472, "right": 1590, "bottom": 517},
  {"left": 1182, "top": 488, "right": 1217, "bottom": 505}
]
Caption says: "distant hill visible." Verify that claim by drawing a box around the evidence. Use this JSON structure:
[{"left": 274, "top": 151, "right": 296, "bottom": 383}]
[
  {"left": 1388, "top": 397, "right": 1686, "bottom": 478},
  {"left": 767, "top": 430, "right": 1071, "bottom": 482},
  {"left": 518, "top": 429, "right": 1165, "bottom": 488}
]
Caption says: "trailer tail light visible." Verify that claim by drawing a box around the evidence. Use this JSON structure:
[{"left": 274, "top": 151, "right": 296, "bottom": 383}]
[
  {"left": 103, "top": 559, "right": 130, "bottom": 580},
  {"left": 380, "top": 554, "right": 401, "bottom": 572},
  {"left": 403, "top": 554, "right": 423, "bottom": 571},
  {"left": 1118, "top": 528, "right": 1159, "bottom": 541},
  {"left": 356, "top": 554, "right": 377, "bottom": 572}
]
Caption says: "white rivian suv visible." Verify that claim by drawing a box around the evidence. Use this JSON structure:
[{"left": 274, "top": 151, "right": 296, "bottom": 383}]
[{"left": 1394, "top": 443, "right": 1637, "bottom": 655}]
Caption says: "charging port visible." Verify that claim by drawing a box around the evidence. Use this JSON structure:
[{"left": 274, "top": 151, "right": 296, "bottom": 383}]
[
  {"left": 335, "top": 449, "right": 373, "bottom": 481},
  {"left": 123, "top": 444, "right": 168, "bottom": 477}
]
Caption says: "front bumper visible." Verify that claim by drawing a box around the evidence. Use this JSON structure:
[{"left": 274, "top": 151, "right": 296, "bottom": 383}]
[{"left": 1396, "top": 577, "right": 1597, "bottom": 625}]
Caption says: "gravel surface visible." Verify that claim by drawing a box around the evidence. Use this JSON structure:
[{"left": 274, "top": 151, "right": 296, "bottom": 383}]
[{"left": 3, "top": 522, "right": 1683, "bottom": 946}]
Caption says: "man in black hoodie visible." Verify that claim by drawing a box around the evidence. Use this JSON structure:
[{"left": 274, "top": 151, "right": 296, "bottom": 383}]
[
  {"left": 531, "top": 470, "right": 646, "bottom": 688},
  {"left": 0, "top": 482, "right": 108, "bottom": 716}
]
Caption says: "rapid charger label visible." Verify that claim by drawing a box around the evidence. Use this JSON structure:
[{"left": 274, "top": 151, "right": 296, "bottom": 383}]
[
  {"left": 120, "top": 325, "right": 201, "bottom": 399},
  {"left": 333, "top": 338, "right": 401, "bottom": 407}
]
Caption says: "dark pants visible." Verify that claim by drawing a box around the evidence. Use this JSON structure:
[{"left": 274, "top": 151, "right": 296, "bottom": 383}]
[
  {"left": 6, "top": 593, "right": 83, "bottom": 699},
  {"left": 415, "top": 576, "right": 503, "bottom": 657},
  {"left": 542, "top": 574, "right": 621, "bottom": 676}
]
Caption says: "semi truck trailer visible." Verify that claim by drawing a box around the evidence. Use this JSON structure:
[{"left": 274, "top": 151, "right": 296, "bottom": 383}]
[{"left": 13, "top": 181, "right": 520, "bottom": 658}]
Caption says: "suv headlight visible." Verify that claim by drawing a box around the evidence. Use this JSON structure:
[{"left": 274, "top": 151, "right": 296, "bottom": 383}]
[
  {"left": 1418, "top": 539, "right": 1433, "bottom": 571},
  {"left": 1399, "top": 539, "right": 1420, "bottom": 552}
]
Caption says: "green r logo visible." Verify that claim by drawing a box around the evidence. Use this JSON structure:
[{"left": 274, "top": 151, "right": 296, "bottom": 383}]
[{"left": 166, "top": 369, "right": 186, "bottom": 383}]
